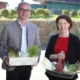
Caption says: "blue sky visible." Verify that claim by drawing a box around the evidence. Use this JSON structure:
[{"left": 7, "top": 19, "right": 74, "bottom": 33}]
[{"left": 1, "top": 0, "right": 40, "bottom": 9}]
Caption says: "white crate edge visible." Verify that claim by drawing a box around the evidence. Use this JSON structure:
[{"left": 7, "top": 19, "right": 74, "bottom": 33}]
[{"left": 9, "top": 57, "right": 38, "bottom": 66}]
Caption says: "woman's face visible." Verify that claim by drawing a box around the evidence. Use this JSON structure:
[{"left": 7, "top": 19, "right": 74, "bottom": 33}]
[{"left": 57, "top": 19, "right": 70, "bottom": 33}]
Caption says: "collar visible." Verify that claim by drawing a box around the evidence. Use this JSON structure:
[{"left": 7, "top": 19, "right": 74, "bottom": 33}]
[{"left": 18, "top": 20, "right": 28, "bottom": 28}]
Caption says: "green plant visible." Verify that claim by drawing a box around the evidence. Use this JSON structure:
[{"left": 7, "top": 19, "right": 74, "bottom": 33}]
[
  {"left": 30, "top": 9, "right": 35, "bottom": 17},
  {"left": 67, "top": 61, "right": 80, "bottom": 74},
  {"left": 69, "top": 10, "right": 76, "bottom": 17},
  {"left": 8, "top": 47, "right": 19, "bottom": 57},
  {"left": 10, "top": 9, "right": 16, "bottom": 17},
  {"left": 1, "top": 9, "right": 9, "bottom": 18},
  {"left": 44, "top": 9, "right": 50, "bottom": 16},
  {"left": 35, "top": 8, "right": 45, "bottom": 17},
  {"left": 77, "top": 10, "right": 80, "bottom": 16},
  {"left": 61, "top": 9, "right": 69, "bottom": 15},
  {"left": 76, "top": 30, "right": 80, "bottom": 37},
  {"left": 27, "top": 45, "right": 40, "bottom": 57}
]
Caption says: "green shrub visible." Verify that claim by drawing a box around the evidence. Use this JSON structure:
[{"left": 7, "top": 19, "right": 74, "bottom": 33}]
[
  {"left": 1, "top": 9, "right": 9, "bottom": 17},
  {"left": 61, "top": 9, "right": 69, "bottom": 15},
  {"left": 77, "top": 10, "right": 80, "bottom": 16},
  {"left": 69, "top": 10, "right": 76, "bottom": 17},
  {"left": 10, "top": 9, "right": 16, "bottom": 17},
  {"left": 35, "top": 8, "right": 45, "bottom": 17},
  {"left": 30, "top": 9, "right": 35, "bottom": 16},
  {"left": 44, "top": 9, "right": 50, "bottom": 16},
  {"left": 35, "top": 8, "right": 50, "bottom": 17}
]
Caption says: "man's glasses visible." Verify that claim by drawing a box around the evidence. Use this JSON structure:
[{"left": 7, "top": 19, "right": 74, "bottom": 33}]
[{"left": 18, "top": 8, "right": 31, "bottom": 12}]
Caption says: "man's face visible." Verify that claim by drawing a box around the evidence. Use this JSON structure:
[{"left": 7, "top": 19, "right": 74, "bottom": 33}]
[{"left": 16, "top": 4, "right": 31, "bottom": 20}]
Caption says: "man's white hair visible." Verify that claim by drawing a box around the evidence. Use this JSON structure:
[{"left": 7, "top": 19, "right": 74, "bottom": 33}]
[{"left": 17, "top": 2, "right": 31, "bottom": 9}]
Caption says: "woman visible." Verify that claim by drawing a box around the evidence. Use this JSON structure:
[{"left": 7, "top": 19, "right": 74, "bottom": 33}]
[{"left": 45, "top": 14, "right": 80, "bottom": 80}]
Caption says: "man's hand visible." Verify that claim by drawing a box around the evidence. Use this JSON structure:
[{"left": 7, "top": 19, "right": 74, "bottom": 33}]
[
  {"left": 4, "top": 57, "right": 10, "bottom": 66},
  {"left": 32, "top": 63, "right": 38, "bottom": 67}
]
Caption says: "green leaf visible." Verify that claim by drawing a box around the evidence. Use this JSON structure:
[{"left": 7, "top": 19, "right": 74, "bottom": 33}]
[{"left": 27, "top": 45, "right": 40, "bottom": 57}]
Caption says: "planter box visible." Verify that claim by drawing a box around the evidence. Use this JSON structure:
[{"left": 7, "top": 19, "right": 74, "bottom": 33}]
[{"left": 9, "top": 57, "right": 38, "bottom": 66}]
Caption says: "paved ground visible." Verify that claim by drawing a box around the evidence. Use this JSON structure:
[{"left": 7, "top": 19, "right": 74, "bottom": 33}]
[{"left": 0, "top": 45, "right": 80, "bottom": 80}]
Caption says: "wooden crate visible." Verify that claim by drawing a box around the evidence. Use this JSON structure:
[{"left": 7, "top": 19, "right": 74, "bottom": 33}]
[{"left": 9, "top": 57, "right": 38, "bottom": 66}]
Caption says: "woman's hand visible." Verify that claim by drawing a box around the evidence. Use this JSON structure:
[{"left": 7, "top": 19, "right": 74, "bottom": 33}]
[
  {"left": 56, "top": 51, "right": 65, "bottom": 60},
  {"left": 49, "top": 51, "right": 65, "bottom": 60}
]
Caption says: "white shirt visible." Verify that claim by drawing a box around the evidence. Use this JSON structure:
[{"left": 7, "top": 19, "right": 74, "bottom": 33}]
[
  {"left": 18, "top": 21, "right": 27, "bottom": 53},
  {"left": 21, "top": 26, "right": 27, "bottom": 53}
]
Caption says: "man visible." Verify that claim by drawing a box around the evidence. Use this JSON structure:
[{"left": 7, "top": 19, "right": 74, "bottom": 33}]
[{"left": 0, "top": 2, "right": 40, "bottom": 80}]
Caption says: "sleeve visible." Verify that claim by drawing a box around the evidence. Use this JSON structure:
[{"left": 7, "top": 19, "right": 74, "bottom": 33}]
[
  {"left": 45, "top": 36, "right": 54, "bottom": 60},
  {"left": 0, "top": 25, "right": 8, "bottom": 60},
  {"left": 34, "top": 26, "right": 41, "bottom": 61},
  {"left": 75, "top": 37, "right": 80, "bottom": 61}
]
